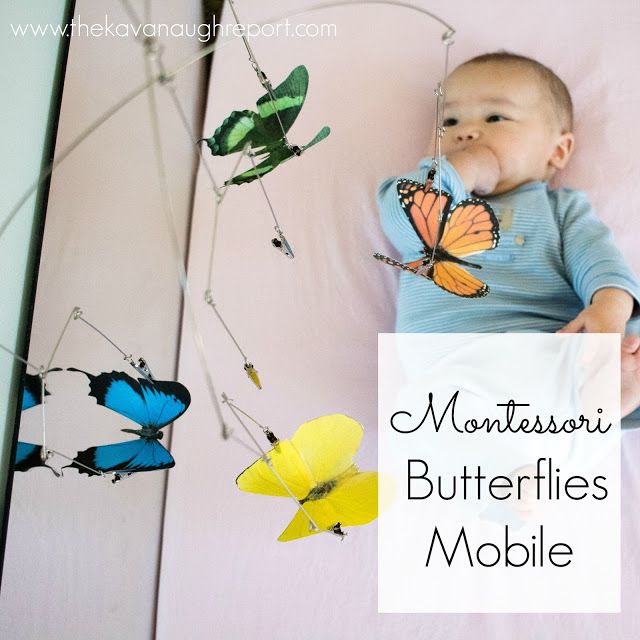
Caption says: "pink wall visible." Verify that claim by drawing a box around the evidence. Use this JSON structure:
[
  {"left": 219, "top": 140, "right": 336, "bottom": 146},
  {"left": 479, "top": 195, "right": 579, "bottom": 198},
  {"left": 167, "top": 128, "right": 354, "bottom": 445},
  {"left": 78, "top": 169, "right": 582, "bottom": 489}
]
[
  {"left": 158, "top": 0, "right": 640, "bottom": 638},
  {"left": 0, "top": 0, "right": 203, "bottom": 637}
]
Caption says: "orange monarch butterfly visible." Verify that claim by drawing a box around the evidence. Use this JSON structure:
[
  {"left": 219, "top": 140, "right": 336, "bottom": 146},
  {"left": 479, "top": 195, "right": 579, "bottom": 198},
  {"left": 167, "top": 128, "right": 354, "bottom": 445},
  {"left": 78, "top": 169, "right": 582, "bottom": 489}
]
[{"left": 374, "top": 180, "right": 500, "bottom": 298}]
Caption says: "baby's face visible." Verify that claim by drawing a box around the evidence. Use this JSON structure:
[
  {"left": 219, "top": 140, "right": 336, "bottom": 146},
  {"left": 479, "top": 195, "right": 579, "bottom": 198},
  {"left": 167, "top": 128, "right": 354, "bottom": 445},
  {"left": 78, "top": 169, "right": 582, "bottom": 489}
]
[{"left": 440, "top": 62, "right": 567, "bottom": 195}]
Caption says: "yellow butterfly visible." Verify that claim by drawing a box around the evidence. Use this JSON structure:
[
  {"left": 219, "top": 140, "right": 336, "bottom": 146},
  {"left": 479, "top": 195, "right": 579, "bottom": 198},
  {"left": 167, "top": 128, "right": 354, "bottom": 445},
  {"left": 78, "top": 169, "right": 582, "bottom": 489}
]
[{"left": 236, "top": 414, "right": 378, "bottom": 541}]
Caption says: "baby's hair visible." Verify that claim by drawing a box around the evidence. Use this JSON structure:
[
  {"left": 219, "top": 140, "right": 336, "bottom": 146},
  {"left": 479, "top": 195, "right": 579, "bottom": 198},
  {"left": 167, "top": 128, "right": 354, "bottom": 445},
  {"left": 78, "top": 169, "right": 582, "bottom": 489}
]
[{"left": 458, "top": 51, "right": 573, "bottom": 132}]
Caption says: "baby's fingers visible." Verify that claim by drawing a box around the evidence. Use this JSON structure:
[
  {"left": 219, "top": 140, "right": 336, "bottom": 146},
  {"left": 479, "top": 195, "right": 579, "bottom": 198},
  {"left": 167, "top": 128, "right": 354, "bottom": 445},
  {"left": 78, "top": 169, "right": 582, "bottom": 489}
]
[
  {"left": 557, "top": 316, "right": 585, "bottom": 333},
  {"left": 622, "top": 335, "right": 640, "bottom": 354}
]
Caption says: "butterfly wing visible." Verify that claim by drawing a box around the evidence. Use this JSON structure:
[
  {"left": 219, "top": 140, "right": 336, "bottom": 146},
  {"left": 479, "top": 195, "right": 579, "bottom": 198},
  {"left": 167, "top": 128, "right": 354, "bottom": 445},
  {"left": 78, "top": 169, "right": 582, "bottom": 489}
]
[
  {"left": 236, "top": 415, "right": 364, "bottom": 496},
  {"left": 238, "top": 415, "right": 371, "bottom": 539},
  {"left": 68, "top": 369, "right": 191, "bottom": 428},
  {"left": 439, "top": 198, "right": 500, "bottom": 258},
  {"left": 300, "top": 126, "right": 331, "bottom": 152},
  {"left": 278, "top": 471, "right": 378, "bottom": 542},
  {"left": 255, "top": 65, "right": 309, "bottom": 137},
  {"left": 14, "top": 442, "right": 60, "bottom": 476},
  {"left": 373, "top": 253, "right": 434, "bottom": 277},
  {"left": 21, "top": 372, "right": 50, "bottom": 410},
  {"left": 397, "top": 181, "right": 452, "bottom": 251},
  {"left": 375, "top": 252, "right": 489, "bottom": 297},
  {"left": 236, "top": 439, "right": 315, "bottom": 499},
  {"left": 204, "top": 110, "right": 272, "bottom": 156},
  {"left": 67, "top": 439, "right": 175, "bottom": 476},
  {"left": 224, "top": 141, "right": 293, "bottom": 186},
  {"left": 290, "top": 414, "right": 364, "bottom": 483},
  {"left": 14, "top": 442, "right": 45, "bottom": 471},
  {"left": 431, "top": 261, "right": 489, "bottom": 298},
  {"left": 224, "top": 124, "right": 330, "bottom": 186},
  {"left": 390, "top": 184, "right": 498, "bottom": 297},
  {"left": 205, "top": 65, "right": 310, "bottom": 157},
  {"left": 424, "top": 197, "right": 498, "bottom": 297}
]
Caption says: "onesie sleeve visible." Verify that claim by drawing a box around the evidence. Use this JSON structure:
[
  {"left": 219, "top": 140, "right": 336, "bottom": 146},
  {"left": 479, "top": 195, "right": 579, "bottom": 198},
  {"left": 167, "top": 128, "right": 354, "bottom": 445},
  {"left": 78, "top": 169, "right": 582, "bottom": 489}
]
[
  {"left": 377, "top": 156, "right": 468, "bottom": 260},
  {"left": 557, "top": 189, "right": 640, "bottom": 313}
]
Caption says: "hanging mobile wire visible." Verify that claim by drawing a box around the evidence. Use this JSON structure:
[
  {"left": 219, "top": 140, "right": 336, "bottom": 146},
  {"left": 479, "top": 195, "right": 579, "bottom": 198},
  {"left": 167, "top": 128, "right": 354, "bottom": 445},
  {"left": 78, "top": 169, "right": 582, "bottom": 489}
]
[
  {"left": 227, "top": 0, "right": 294, "bottom": 147},
  {"left": 2, "top": 0, "right": 458, "bottom": 460},
  {"left": 1, "top": 308, "right": 107, "bottom": 479},
  {"left": 247, "top": 150, "right": 295, "bottom": 259},
  {"left": 426, "top": 28, "right": 455, "bottom": 269},
  {"left": 72, "top": 307, "right": 156, "bottom": 382},
  {"left": 1, "top": 308, "right": 73, "bottom": 469},
  {"left": 140, "top": 36, "right": 265, "bottom": 393},
  {"left": 203, "top": 290, "right": 263, "bottom": 390},
  {"left": 222, "top": 393, "right": 278, "bottom": 445},
  {"left": 226, "top": 0, "right": 297, "bottom": 258},
  {"left": 198, "top": 145, "right": 262, "bottom": 389},
  {"left": 373, "top": 24, "right": 455, "bottom": 277}
]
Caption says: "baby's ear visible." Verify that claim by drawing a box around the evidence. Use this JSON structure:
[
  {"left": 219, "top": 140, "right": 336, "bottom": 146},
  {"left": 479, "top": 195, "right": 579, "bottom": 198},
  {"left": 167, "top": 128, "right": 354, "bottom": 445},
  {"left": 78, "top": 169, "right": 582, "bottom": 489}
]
[{"left": 549, "top": 132, "right": 574, "bottom": 170}]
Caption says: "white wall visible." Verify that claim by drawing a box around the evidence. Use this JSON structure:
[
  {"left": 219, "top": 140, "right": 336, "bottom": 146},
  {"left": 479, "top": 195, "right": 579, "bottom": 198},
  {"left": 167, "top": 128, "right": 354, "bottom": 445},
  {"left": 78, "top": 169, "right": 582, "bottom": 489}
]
[{"left": 0, "top": 1, "right": 203, "bottom": 638}]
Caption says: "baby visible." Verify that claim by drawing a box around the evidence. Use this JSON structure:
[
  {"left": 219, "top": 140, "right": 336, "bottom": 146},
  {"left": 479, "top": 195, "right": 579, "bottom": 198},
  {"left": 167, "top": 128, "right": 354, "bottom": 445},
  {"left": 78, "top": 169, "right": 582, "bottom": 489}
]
[{"left": 377, "top": 51, "right": 640, "bottom": 417}]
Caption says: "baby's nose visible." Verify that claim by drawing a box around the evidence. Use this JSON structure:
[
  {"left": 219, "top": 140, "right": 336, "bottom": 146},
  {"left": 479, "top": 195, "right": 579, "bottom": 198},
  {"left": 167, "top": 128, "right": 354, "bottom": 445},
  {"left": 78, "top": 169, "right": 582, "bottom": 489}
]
[{"left": 455, "top": 129, "right": 480, "bottom": 142}]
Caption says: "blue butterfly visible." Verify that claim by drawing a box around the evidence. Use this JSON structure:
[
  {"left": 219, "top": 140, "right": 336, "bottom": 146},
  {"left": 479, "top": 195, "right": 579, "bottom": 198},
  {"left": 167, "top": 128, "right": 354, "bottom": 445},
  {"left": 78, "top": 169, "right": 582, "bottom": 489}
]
[
  {"left": 15, "top": 372, "right": 60, "bottom": 476},
  {"left": 66, "top": 369, "right": 191, "bottom": 479}
]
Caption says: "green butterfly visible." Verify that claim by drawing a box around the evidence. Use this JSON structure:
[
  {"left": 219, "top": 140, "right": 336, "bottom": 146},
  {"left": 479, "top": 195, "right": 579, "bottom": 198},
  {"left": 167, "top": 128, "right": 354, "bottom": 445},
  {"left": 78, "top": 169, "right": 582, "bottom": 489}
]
[{"left": 203, "top": 65, "right": 330, "bottom": 186}]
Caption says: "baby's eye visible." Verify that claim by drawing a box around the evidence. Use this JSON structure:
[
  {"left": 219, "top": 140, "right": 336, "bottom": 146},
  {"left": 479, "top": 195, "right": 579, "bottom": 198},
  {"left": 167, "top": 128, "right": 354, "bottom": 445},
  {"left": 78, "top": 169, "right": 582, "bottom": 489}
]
[
  {"left": 443, "top": 117, "right": 458, "bottom": 127},
  {"left": 486, "top": 114, "right": 506, "bottom": 123}
]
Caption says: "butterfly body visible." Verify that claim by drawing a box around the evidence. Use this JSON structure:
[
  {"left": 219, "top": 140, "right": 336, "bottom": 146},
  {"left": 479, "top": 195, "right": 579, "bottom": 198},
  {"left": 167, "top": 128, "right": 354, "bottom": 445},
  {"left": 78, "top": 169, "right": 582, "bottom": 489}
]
[
  {"left": 204, "top": 65, "right": 330, "bottom": 186},
  {"left": 66, "top": 369, "right": 190, "bottom": 477},
  {"left": 419, "top": 244, "right": 483, "bottom": 270},
  {"left": 121, "top": 425, "right": 163, "bottom": 439},
  {"left": 376, "top": 180, "right": 500, "bottom": 298},
  {"left": 301, "top": 476, "right": 340, "bottom": 503}
]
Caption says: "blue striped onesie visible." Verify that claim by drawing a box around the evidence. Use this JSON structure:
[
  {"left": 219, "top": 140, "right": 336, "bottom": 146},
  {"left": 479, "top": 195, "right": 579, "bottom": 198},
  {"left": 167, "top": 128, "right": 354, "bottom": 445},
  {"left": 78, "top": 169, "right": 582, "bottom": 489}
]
[{"left": 378, "top": 156, "right": 640, "bottom": 333}]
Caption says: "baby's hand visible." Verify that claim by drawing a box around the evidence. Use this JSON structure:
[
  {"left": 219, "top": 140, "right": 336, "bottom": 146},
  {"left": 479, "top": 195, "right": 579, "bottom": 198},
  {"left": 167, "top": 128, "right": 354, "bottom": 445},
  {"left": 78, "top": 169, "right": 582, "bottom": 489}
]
[
  {"left": 557, "top": 288, "right": 634, "bottom": 335},
  {"left": 446, "top": 146, "right": 501, "bottom": 196}
]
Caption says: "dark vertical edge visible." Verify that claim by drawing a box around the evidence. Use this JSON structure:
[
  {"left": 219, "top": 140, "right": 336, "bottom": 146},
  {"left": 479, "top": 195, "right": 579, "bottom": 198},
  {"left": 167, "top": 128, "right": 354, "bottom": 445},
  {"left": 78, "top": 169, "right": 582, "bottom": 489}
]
[{"left": 0, "top": 0, "right": 77, "bottom": 591}]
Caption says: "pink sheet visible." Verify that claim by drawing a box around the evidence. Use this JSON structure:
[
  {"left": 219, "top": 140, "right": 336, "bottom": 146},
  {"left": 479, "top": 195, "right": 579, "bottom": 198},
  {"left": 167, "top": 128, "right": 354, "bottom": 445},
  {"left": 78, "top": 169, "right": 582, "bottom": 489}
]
[{"left": 158, "top": 1, "right": 640, "bottom": 637}]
